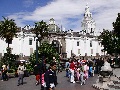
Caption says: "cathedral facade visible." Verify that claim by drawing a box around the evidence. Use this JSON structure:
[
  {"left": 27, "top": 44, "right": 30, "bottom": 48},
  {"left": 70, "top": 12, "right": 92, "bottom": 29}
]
[{"left": 0, "top": 5, "right": 105, "bottom": 58}]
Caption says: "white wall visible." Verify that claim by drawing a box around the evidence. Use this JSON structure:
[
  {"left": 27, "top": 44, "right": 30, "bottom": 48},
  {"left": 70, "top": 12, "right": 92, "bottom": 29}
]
[
  {"left": 0, "top": 33, "right": 37, "bottom": 56},
  {"left": 65, "top": 36, "right": 105, "bottom": 58},
  {"left": 0, "top": 32, "right": 105, "bottom": 58},
  {"left": 0, "top": 39, "right": 7, "bottom": 56}
]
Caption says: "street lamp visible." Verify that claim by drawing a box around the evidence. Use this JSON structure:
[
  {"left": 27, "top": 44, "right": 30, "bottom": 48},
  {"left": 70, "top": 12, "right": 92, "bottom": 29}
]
[{"left": 33, "top": 34, "right": 41, "bottom": 64}]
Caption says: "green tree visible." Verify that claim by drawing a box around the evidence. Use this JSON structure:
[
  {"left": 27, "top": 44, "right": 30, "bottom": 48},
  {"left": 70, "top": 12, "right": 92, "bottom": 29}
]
[
  {"left": 112, "top": 13, "right": 120, "bottom": 54},
  {"left": 38, "top": 41, "right": 60, "bottom": 63},
  {"left": 32, "top": 20, "right": 49, "bottom": 43},
  {"left": 0, "top": 17, "right": 18, "bottom": 68},
  {"left": 113, "top": 13, "right": 120, "bottom": 37},
  {"left": 1, "top": 48, "right": 16, "bottom": 69},
  {"left": 98, "top": 29, "right": 113, "bottom": 55},
  {"left": 32, "top": 20, "right": 49, "bottom": 64},
  {"left": 29, "top": 42, "right": 60, "bottom": 68},
  {"left": 99, "top": 13, "right": 120, "bottom": 55},
  {"left": 0, "top": 16, "right": 18, "bottom": 48}
]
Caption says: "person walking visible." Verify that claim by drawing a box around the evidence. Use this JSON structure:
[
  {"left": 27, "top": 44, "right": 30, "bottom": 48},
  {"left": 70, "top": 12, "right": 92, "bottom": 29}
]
[
  {"left": 44, "top": 62, "right": 57, "bottom": 90},
  {"left": 83, "top": 62, "right": 89, "bottom": 80},
  {"left": 17, "top": 62, "right": 26, "bottom": 86},
  {"left": 34, "top": 64, "right": 41, "bottom": 86},
  {"left": 69, "top": 60, "right": 76, "bottom": 83},
  {"left": 76, "top": 66, "right": 80, "bottom": 82},
  {"left": 65, "top": 59, "right": 70, "bottom": 77},
  {"left": 80, "top": 67, "right": 86, "bottom": 85},
  {"left": 2, "top": 65, "right": 8, "bottom": 81}
]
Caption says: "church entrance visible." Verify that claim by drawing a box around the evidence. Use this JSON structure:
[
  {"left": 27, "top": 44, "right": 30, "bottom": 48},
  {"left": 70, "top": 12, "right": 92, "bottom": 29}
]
[{"left": 52, "top": 40, "right": 61, "bottom": 54}]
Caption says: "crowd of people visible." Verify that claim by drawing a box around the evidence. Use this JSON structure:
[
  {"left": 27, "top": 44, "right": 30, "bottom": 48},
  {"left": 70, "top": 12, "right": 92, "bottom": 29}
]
[
  {"left": 0, "top": 56, "right": 118, "bottom": 90},
  {"left": 65, "top": 57, "right": 105, "bottom": 85},
  {"left": 0, "top": 61, "right": 58, "bottom": 90},
  {"left": 33, "top": 62, "right": 58, "bottom": 90}
]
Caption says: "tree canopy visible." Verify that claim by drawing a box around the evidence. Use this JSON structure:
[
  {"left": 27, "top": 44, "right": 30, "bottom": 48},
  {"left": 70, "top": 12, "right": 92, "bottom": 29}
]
[
  {"left": 32, "top": 20, "right": 49, "bottom": 42},
  {"left": 0, "top": 17, "right": 18, "bottom": 47},
  {"left": 29, "top": 41, "right": 60, "bottom": 68},
  {"left": 99, "top": 13, "right": 120, "bottom": 55}
]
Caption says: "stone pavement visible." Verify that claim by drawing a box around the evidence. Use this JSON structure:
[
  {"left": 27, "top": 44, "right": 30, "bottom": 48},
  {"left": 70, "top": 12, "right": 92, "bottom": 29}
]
[
  {"left": 0, "top": 71, "right": 97, "bottom": 90},
  {"left": 93, "top": 68, "right": 120, "bottom": 90},
  {"left": 113, "top": 68, "right": 120, "bottom": 78}
]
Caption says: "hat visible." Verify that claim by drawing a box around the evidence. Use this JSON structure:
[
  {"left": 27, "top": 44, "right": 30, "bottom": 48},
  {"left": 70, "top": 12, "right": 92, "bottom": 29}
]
[{"left": 2, "top": 65, "right": 6, "bottom": 68}]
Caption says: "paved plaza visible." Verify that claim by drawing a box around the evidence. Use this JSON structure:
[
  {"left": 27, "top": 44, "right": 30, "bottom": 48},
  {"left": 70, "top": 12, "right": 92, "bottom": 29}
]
[{"left": 0, "top": 71, "right": 97, "bottom": 90}]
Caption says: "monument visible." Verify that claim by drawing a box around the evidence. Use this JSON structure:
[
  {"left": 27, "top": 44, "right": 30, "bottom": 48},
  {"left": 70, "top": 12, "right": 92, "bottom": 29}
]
[
  {"left": 93, "top": 61, "right": 120, "bottom": 90},
  {"left": 92, "top": 61, "right": 113, "bottom": 89}
]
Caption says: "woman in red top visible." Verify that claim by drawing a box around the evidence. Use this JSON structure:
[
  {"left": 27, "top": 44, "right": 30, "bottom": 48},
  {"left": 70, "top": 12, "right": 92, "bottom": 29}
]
[{"left": 69, "top": 60, "right": 75, "bottom": 83}]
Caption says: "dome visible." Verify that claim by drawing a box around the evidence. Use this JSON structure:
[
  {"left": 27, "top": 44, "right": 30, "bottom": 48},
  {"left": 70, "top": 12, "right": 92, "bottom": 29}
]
[{"left": 48, "top": 24, "right": 61, "bottom": 32}]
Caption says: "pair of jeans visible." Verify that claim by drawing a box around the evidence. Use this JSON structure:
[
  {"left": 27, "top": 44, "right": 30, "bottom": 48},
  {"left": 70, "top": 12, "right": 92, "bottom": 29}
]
[
  {"left": 18, "top": 74, "right": 24, "bottom": 85},
  {"left": 66, "top": 69, "right": 69, "bottom": 77},
  {"left": 70, "top": 69, "right": 75, "bottom": 83},
  {"left": 2, "top": 72, "right": 8, "bottom": 81}
]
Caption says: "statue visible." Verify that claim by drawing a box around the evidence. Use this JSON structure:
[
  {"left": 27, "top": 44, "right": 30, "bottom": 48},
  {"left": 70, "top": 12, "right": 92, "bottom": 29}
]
[
  {"left": 100, "top": 61, "right": 113, "bottom": 77},
  {"left": 101, "top": 61, "right": 112, "bottom": 71}
]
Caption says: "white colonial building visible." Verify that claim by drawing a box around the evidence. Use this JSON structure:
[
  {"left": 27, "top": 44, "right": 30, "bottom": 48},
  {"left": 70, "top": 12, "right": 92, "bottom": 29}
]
[
  {"left": 65, "top": 5, "right": 104, "bottom": 58},
  {"left": 0, "top": 5, "right": 105, "bottom": 59}
]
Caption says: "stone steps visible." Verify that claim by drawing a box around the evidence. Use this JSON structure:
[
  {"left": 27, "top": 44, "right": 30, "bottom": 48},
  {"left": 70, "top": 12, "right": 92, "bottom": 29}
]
[
  {"left": 108, "top": 79, "right": 120, "bottom": 89},
  {"left": 92, "top": 82, "right": 110, "bottom": 90},
  {"left": 92, "top": 68, "right": 120, "bottom": 90}
]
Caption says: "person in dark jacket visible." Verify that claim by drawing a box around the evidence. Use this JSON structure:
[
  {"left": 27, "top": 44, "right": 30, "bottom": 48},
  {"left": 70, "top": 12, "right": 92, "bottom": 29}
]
[
  {"left": 44, "top": 62, "right": 57, "bottom": 90},
  {"left": 34, "top": 64, "right": 41, "bottom": 86}
]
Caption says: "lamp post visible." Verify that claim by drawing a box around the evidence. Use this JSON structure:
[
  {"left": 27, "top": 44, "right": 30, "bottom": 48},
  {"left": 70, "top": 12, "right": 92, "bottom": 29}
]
[{"left": 34, "top": 34, "right": 41, "bottom": 64}]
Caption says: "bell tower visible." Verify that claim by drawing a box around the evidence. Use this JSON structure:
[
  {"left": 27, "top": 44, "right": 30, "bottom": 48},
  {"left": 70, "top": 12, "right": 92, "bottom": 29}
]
[
  {"left": 81, "top": 4, "right": 96, "bottom": 35},
  {"left": 49, "top": 18, "right": 55, "bottom": 25}
]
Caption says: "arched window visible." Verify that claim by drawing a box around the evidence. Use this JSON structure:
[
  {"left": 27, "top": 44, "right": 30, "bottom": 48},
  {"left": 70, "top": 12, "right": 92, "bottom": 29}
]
[
  {"left": 90, "top": 41, "right": 92, "bottom": 47},
  {"left": 91, "top": 28, "right": 93, "bottom": 33}
]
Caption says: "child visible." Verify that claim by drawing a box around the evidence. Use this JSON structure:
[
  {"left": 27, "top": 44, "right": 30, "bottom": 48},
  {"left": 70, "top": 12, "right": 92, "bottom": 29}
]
[
  {"left": 76, "top": 66, "right": 80, "bottom": 82},
  {"left": 89, "top": 66, "right": 93, "bottom": 77},
  {"left": 80, "top": 68, "right": 86, "bottom": 85},
  {"left": 41, "top": 73, "right": 46, "bottom": 90}
]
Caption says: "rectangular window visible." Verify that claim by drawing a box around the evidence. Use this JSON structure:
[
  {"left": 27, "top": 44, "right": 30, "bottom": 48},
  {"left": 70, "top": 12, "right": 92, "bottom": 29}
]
[
  {"left": 91, "top": 49, "right": 93, "bottom": 54},
  {"left": 77, "top": 41, "right": 79, "bottom": 46},
  {"left": 90, "top": 41, "right": 92, "bottom": 47},
  {"left": 29, "top": 39, "right": 32, "bottom": 45},
  {"left": 78, "top": 49, "right": 80, "bottom": 54}
]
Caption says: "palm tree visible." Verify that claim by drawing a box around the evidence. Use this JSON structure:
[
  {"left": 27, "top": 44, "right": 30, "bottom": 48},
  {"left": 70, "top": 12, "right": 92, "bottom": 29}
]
[
  {"left": 0, "top": 16, "right": 18, "bottom": 48},
  {"left": 0, "top": 16, "right": 18, "bottom": 68}
]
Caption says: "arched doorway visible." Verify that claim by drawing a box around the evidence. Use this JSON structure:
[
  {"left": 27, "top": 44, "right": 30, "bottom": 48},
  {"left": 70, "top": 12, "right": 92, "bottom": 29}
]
[{"left": 52, "top": 40, "right": 61, "bottom": 54}]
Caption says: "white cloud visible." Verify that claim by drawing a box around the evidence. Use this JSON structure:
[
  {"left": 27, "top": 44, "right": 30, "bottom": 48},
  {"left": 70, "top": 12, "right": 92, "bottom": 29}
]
[
  {"left": 23, "top": 0, "right": 34, "bottom": 8},
  {"left": 8, "top": 0, "right": 120, "bottom": 32}
]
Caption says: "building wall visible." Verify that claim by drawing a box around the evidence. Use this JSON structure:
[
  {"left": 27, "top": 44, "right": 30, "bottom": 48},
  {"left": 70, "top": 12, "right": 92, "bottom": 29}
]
[
  {"left": 65, "top": 36, "right": 104, "bottom": 58},
  {"left": 0, "top": 33, "right": 36, "bottom": 57},
  {"left": 0, "top": 32, "right": 105, "bottom": 58},
  {"left": 0, "top": 39, "right": 7, "bottom": 56}
]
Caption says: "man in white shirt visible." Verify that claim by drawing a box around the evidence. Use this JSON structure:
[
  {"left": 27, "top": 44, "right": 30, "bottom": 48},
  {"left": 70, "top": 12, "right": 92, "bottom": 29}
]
[{"left": 17, "top": 62, "right": 26, "bottom": 86}]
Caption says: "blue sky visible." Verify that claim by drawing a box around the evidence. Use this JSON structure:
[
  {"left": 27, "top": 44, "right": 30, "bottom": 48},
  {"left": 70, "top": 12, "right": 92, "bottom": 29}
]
[{"left": 0, "top": 0, "right": 120, "bottom": 32}]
